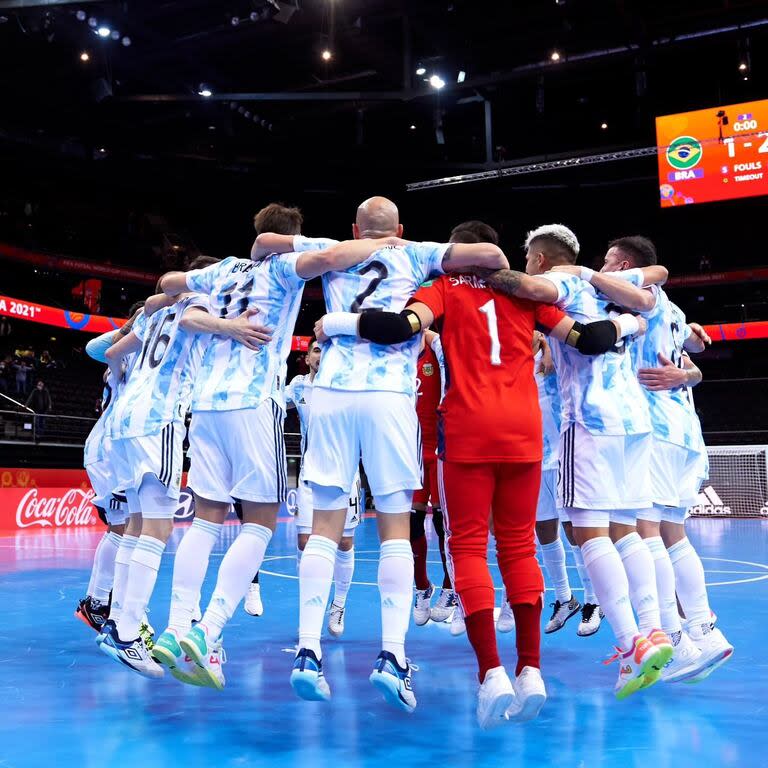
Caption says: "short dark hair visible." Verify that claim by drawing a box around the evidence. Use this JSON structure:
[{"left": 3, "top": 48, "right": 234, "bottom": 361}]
[
  {"left": 449, "top": 220, "right": 499, "bottom": 245},
  {"left": 254, "top": 203, "right": 303, "bottom": 236},
  {"left": 188, "top": 254, "right": 220, "bottom": 270},
  {"left": 128, "top": 300, "right": 145, "bottom": 316},
  {"left": 608, "top": 236, "right": 657, "bottom": 267}
]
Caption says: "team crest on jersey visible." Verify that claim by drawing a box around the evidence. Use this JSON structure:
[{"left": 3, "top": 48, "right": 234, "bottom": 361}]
[{"left": 422, "top": 363, "right": 434, "bottom": 377}]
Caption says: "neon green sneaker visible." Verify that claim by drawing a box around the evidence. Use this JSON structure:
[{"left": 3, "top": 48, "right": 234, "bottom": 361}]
[
  {"left": 151, "top": 629, "right": 204, "bottom": 686},
  {"left": 179, "top": 625, "right": 225, "bottom": 690}
]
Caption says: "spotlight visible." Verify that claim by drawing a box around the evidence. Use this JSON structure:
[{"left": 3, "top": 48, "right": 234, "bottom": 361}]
[
  {"left": 87, "top": 16, "right": 97, "bottom": 28},
  {"left": 231, "top": 16, "right": 240, "bottom": 26},
  {"left": 410, "top": 124, "right": 416, "bottom": 130},
  {"left": 321, "top": 49, "right": 332, "bottom": 61},
  {"left": 250, "top": 11, "right": 260, "bottom": 21},
  {"left": 743, "top": 76, "right": 749, "bottom": 81},
  {"left": 739, "top": 62, "right": 748, "bottom": 71},
  {"left": 238, "top": 106, "right": 246, "bottom": 113},
  {"left": 230, "top": 101, "right": 239, "bottom": 110},
  {"left": 600, "top": 122, "right": 608, "bottom": 130},
  {"left": 416, "top": 66, "right": 426, "bottom": 75},
  {"left": 76, "top": 10, "right": 87, "bottom": 21},
  {"left": 80, "top": 51, "right": 90, "bottom": 62},
  {"left": 110, "top": 29, "right": 120, "bottom": 40},
  {"left": 429, "top": 75, "right": 445, "bottom": 90},
  {"left": 98, "top": 147, "right": 107, "bottom": 154},
  {"left": 550, "top": 50, "right": 561, "bottom": 62},
  {"left": 457, "top": 70, "right": 466, "bottom": 83},
  {"left": 198, "top": 84, "right": 213, "bottom": 97},
  {"left": 122, "top": 36, "right": 131, "bottom": 47},
  {"left": 96, "top": 26, "right": 111, "bottom": 37},
  {"left": 244, "top": 111, "right": 252, "bottom": 119}
]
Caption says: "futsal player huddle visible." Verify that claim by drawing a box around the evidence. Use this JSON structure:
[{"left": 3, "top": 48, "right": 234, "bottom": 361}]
[{"left": 75, "top": 199, "right": 733, "bottom": 730}]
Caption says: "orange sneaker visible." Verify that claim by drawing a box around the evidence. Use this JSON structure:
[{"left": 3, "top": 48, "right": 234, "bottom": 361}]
[
  {"left": 641, "top": 629, "right": 674, "bottom": 687},
  {"left": 607, "top": 634, "right": 664, "bottom": 700}
]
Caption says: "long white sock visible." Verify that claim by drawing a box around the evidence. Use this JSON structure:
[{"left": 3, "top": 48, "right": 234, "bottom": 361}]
[
  {"left": 167, "top": 517, "right": 222, "bottom": 634},
  {"left": 117, "top": 535, "right": 166, "bottom": 641},
  {"left": 110, "top": 534, "right": 138, "bottom": 622},
  {"left": 615, "top": 532, "right": 661, "bottom": 634},
  {"left": 571, "top": 544, "right": 597, "bottom": 604},
  {"left": 645, "top": 536, "right": 682, "bottom": 636},
  {"left": 87, "top": 531, "right": 121, "bottom": 602},
  {"left": 333, "top": 547, "right": 355, "bottom": 607},
  {"left": 379, "top": 539, "right": 413, "bottom": 667},
  {"left": 540, "top": 539, "right": 571, "bottom": 603},
  {"left": 298, "top": 535, "right": 338, "bottom": 657},
  {"left": 668, "top": 537, "right": 711, "bottom": 628},
  {"left": 200, "top": 523, "right": 272, "bottom": 640},
  {"left": 581, "top": 536, "right": 638, "bottom": 649}
]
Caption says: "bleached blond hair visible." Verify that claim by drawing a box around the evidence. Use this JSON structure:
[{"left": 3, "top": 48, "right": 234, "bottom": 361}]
[{"left": 524, "top": 224, "right": 580, "bottom": 261}]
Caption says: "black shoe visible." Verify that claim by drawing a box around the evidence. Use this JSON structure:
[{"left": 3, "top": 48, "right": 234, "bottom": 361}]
[{"left": 75, "top": 596, "right": 109, "bottom": 632}]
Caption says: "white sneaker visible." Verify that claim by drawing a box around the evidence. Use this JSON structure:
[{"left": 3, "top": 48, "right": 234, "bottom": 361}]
[
  {"left": 450, "top": 604, "right": 466, "bottom": 636},
  {"left": 496, "top": 601, "right": 516, "bottom": 633},
  {"left": 476, "top": 666, "right": 516, "bottom": 730},
  {"left": 413, "top": 585, "right": 434, "bottom": 626},
  {"left": 685, "top": 624, "right": 734, "bottom": 683},
  {"left": 244, "top": 582, "right": 264, "bottom": 617},
  {"left": 545, "top": 595, "right": 581, "bottom": 634},
  {"left": 99, "top": 622, "right": 164, "bottom": 679},
  {"left": 661, "top": 631, "right": 708, "bottom": 683},
  {"left": 430, "top": 588, "right": 457, "bottom": 623},
  {"left": 369, "top": 651, "right": 416, "bottom": 713},
  {"left": 507, "top": 666, "right": 546, "bottom": 722},
  {"left": 577, "top": 603, "right": 604, "bottom": 637},
  {"left": 327, "top": 602, "right": 346, "bottom": 638}
]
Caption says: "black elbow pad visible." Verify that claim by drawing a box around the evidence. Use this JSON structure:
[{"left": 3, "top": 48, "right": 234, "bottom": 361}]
[
  {"left": 358, "top": 309, "right": 422, "bottom": 345},
  {"left": 568, "top": 319, "right": 619, "bottom": 355}
]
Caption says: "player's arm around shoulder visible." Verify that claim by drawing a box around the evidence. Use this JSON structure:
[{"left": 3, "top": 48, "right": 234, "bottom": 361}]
[
  {"left": 440, "top": 243, "right": 509, "bottom": 273},
  {"left": 295, "top": 237, "right": 404, "bottom": 280},
  {"left": 547, "top": 312, "right": 647, "bottom": 355},
  {"left": 552, "top": 265, "right": 656, "bottom": 313},
  {"left": 179, "top": 305, "right": 272, "bottom": 351},
  {"left": 478, "top": 269, "right": 561, "bottom": 304}
]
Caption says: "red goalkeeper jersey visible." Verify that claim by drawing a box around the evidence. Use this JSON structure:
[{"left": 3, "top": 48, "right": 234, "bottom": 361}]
[{"left": 412, "top": 274, "right": 564, "bottom": 462}]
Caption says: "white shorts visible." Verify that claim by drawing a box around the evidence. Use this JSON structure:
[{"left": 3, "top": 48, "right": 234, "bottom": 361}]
[
  {"left": 536, "top": 468, "right": 563, "bottom": 522},
  {"left": 85, "top": 459, "right": 127, "bottom": 525},
  {"left": 650, "top": 438, "right": 702, "bottom": 508},
  {"left": 302, "top": 387, "right": 420, "bottom": 496},
  {"left": 296, "top": 471, "right": 361, "bottom": 536},
  {"left": 112, "top": 421, "right": 184, "bottom": 501},
  {"left": 188, "top": 401, "right": 287, "bottom": 504},
  {"left": 558, "top": 423, "right": 652, "bottom": 510},
  {"left": 679, "top": 446, "right": 708, "bottom": 508}
]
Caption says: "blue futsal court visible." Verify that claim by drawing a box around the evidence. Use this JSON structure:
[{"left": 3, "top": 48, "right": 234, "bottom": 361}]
[{"left": 4, "top": 515, "right": 767, "bottom": 768}]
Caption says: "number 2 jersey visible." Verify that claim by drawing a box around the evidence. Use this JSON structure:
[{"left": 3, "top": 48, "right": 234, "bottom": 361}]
[
  {"left": 412, "top": 274, "right": 565, "bottom": 462},
  {"left": 185, "top": 254, "right": 306, "bottom": 412},
  {"left": 109, "top": 296, "right": 206, "bottom": 439},
  {"left": 293, "top": 235, "right": 448, "bottom": 395}
]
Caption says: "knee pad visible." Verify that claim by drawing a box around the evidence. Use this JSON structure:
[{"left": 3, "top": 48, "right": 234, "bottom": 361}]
[
  {"left": 375, "top": 489, "right": 413, "bottom": 514},
  {"left": 431, "top": 506, "right": 445, "bottom": 539},
  {"left": 136, "top": 474, "right": 177, "bottom": 520},
  {"left": 310, "top": 483, "right": 349, "bottom": 511},
  {"left": 410, "top": 509, "right": 427, "bottom": 540}
]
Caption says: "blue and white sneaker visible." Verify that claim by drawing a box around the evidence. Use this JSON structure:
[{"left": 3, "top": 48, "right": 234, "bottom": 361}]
[
  {"left": 369, "top": 651, "right": 416, "bottom": 713},
  {"left": 98, "top": 623, "right": 164, "bottom": 679},
  {"left": 95, "top": 618, "right": 115, "bottom": 647},
  {"left": 290, "top": 648, "right": 331, "bottom": 701}
]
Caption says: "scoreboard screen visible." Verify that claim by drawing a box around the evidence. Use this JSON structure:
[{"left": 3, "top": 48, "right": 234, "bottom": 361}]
[{"left": 656, "top": 99, "right": 768, "bottom": 207}]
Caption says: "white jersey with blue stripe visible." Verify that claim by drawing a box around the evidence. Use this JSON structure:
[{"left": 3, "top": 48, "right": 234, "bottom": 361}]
[
  {"left": 607, "top": 273, "right": 698, "bottom": 449},
  {"left": 431, "top": 335, "right": 447, "bottom": 402},
  {"left": 293, "top": 235, "right": 448, "bottom": 395},
  {"left": 538, "top": 272, "right": 651, "bottom": 436},
  {"left": 285, "top": 373, "right": 313, "bottom": 455},
  {"left": 110, "top": 296, "right": 206, "bottom": 439},
  {"left": 84, "top": 313, "right": 146, "bottom": 464},
  {"left": 534, "top": 349, "right": 561, "bottom": 470},
  {"left": 185, "top": 254, "right": 306, "bottom": 412}
]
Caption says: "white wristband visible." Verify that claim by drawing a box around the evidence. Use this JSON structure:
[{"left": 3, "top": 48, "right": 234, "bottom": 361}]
[
  {"left": 580, "top": 266, "right": 595, "bottom": 283},
  {"left": 615, "top": 313, "right": 640, "bottom": 339},
  {"left": 322, "top": 312, "right": 359, "bottom": 338}
]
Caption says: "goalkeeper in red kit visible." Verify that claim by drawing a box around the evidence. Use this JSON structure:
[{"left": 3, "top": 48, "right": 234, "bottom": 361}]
[{"left": 313, "top": 220, "right": 646, "bottom": 729}]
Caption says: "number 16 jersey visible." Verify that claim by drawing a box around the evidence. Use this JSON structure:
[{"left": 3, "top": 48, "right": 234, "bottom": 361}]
[{"left": 293, "top": 235, "right": 449, "bottom": 395}]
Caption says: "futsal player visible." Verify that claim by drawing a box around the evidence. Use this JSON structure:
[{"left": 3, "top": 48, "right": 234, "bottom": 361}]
[
  {"left": 151, "top": 204, "right": 394, "bottom": 689},
  {"left": 285, "top": 337, "right": 360, "bottom": 638}
]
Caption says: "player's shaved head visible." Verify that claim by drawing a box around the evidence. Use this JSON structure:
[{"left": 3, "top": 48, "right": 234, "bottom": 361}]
[{"left": 355, "top": 196, "right": 401, "bottom": 238}]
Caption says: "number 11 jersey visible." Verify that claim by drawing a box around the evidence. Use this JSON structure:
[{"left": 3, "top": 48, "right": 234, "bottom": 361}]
[{"left": 293, "top": 236, "right": 449, "bottom": 395}]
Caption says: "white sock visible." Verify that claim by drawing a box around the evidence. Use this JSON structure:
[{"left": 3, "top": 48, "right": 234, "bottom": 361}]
[
  {"left": 540, "top": 539, "right": 571, "bottom": 603},
  {"left": 167, "top": 517, "right": 222, "bottom": 634},
  {"left": 645, "top": 536, "right": 682, "bottom": 636},
  {"left": 87, "top": 531, "right": 121, "bottom": 603},
  {"left": 117, "top": 535, "right": 166, "bottom": 641},
  {"left": 110, "top": 534, "right": 138, "bottom": 622},
  {"left": 333, "top": 547, "right": 355, "bottom": 608},
  {"left": 296, "top": 545, "right": 303, "bottom": 573},
  {"left": 201, "top": 523, "right": 272, "bottom": 640},
  {"left": 571, "top": 544, "right": 597, "bottom": 604},
  {"left": 668, "top": 536, "right": 711, "bottom": 628},
  {"left": 581, "top": 536, "right": 638, "bottom": 649},
  {"left": 379, "top": 539, "right": 413, "bottom": 667},
  {"left": 298, "top": 536, "right": 337, "bottom": 657},
  {"left": 614, "top": 532, "right": 661, "bottom": 635}
]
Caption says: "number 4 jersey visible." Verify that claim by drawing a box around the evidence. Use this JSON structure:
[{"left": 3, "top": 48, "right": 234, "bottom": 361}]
[
  {"left": 110, "top": 296, "right": 207, "bottom": 439},
  {"left": 293, "top": 235, "right": 449, "bottom": 395},
  {"left": 412, "top": 274, "right": 565, "bottom": 462}
]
